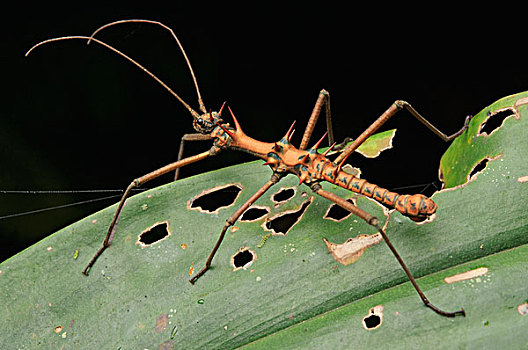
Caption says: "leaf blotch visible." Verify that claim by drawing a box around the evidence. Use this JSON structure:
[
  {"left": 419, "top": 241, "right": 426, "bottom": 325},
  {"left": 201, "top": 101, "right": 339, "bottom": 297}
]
[
  {"left": 158, "top": 340, "right": 174, "bottom": 350},
  {"left": 155, "top": 314, "right": 169, "bottom": 333}
]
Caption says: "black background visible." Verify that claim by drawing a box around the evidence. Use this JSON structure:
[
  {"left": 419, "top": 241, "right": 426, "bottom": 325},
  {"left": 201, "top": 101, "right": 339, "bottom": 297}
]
[{"left": 1, "top": 4, "right": 525, "bottom": 262}]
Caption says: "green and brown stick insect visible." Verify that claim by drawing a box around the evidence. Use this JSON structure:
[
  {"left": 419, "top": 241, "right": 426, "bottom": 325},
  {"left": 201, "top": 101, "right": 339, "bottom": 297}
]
[{"left": 27, "top": 19, "right": 470, "bottom": 318}]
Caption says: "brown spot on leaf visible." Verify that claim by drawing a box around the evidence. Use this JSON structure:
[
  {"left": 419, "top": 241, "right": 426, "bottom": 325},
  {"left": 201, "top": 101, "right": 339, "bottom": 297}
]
[
  {"left": 158, "top": 340, "right": 174, "bottom": 350},
  {"left": 155, "top": 314, "right": 169, "bottom": 333}
]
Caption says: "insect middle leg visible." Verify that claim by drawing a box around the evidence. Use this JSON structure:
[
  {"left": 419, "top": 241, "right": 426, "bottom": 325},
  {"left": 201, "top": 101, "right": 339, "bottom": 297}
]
[
  {"left": 82, "top": 149, "right": 217, "bottom": 275},
  {"left": 310, "top": 183, "right": 465, "bottom": 318},
  {"left": 190, "top": 173, "right": 284, "bottom": 284},
  {"left": 299, "top": 89, "right": 335, "bottom": 150}
]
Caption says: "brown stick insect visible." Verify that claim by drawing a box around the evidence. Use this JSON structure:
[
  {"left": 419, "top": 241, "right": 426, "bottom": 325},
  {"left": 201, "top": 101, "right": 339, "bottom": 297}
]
[{"left": 26, "top": 19, "right": 470, "bottom": 317}]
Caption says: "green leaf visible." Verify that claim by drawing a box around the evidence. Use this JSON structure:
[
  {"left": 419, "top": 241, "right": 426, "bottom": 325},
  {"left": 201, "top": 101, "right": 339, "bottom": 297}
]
[
  {"left": 1, "top": 93, "right": 527, "bottom": 349},
  {"left": 324, "top": 128, "right": 396, "bottom": 158},
  {"left": 355, "top": 129, "right": 396, "bottom": 158}
]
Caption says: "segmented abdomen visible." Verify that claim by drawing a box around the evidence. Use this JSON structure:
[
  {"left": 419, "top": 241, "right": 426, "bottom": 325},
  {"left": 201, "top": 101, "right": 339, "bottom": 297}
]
[{"left": 319, "top": 163, "right": 436, "bottom": 220}]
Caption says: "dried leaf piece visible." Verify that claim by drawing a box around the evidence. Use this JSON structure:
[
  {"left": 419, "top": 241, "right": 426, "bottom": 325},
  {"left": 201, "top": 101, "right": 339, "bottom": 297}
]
[
  {"left": 444, "top": 267, "right": 489, "bottom": 284},
  {"left": 323, "top": 233, "right": 382, "bottom": 265}
]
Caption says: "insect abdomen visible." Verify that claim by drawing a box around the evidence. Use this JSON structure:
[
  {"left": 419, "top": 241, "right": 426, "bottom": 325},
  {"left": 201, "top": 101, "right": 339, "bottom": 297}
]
[{"left": 322, "top": 166, "right": 437, "bottom": 220}]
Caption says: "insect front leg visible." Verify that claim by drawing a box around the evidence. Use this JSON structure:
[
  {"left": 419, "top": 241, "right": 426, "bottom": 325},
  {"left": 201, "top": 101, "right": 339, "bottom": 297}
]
[
  {"left": 174, "top": 133, "right": 212, "bottom": 180},
  {"left": 309, "top": 183, "right": 465, "bottom": 318},
  {"left": 83, "top": 149, "right": 217, "bottom": 275},
  {"left": 190, "top": 173, "right": 284, "bottom": 284}
]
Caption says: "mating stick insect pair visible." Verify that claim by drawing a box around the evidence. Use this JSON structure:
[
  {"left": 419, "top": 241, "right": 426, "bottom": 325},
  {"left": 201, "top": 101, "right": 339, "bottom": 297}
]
[{"left": 27, "top": 19, "right": 470, "bottom": 318}]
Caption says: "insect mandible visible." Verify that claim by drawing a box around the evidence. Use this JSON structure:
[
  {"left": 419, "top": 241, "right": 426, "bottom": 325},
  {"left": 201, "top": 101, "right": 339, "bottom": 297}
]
[{"left": 27, "top": 19, "right": 471, "bottom": 318}]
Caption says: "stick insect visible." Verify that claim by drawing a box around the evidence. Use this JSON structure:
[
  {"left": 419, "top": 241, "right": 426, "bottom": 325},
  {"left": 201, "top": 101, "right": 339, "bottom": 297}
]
[{"left": 27, "top": 19, "right": 469, "bottom": 318}]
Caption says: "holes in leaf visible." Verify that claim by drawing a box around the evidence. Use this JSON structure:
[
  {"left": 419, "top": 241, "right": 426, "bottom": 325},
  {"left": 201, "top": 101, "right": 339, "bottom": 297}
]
[
  {"left": 323, "top": 198, "right": 356, "bottom": 221},
  {"left": 469, "top": 158, "right": 489, "bottom": 181},
  {"left": 479, "top": 109, "right": 514, "bottom": 136},
  {"left": 240, "top": 206, "right": 270, "bottom": 222},
  {"left": 363, "top": 314, "right": 381, "bottom": 329},
  {"left": 137, "top": 221, "right": 170, "bottom": 247},
  {"left": 188, "top": 184, "right": 243, "bottom": 213},
  {"left": 362, "top": 305, "right": 384, "bottom": 331},
  {"left": 263, "top": 198, "right": 313, "bottom": 235},
  {"left": 272, "top": 187, "right": 296, "bottom": 203},
  {"left": 231, "top": 247, "right": 256, "bottom": 271}
]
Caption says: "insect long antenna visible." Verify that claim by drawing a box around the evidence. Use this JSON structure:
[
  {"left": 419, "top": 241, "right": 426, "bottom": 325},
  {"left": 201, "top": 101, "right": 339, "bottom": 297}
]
[
  {"left": 88, "top": 19, "right": 207, "bottom": 114},
  {"left": 25, "top": 36, "right": 201, "bottom": 119}
]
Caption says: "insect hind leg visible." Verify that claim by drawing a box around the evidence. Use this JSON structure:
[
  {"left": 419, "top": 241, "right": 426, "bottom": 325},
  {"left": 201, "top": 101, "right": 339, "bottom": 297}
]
[{"left": 311, "top": 183, "right": 465, "bottom": 318}]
